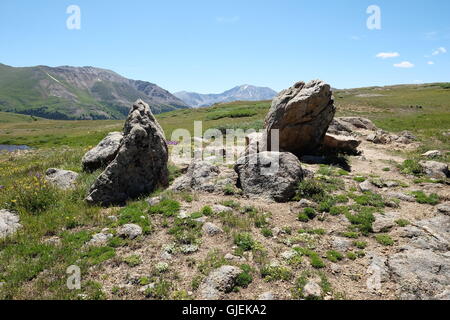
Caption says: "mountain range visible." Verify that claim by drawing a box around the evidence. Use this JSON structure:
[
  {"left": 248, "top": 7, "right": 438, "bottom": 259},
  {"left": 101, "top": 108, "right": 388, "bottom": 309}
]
[
  {"left": 0, "top": 64, "right": 189, "bottom": 120},
  {"left": 174, "top": 85, "right": 278, "bottom": 108}
]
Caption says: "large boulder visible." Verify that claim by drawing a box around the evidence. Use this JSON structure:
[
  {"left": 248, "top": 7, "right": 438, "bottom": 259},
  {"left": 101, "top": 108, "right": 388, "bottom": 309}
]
[
  {"left": 264, "top": 80, "right": 336, "bottom": 156},
  {"left": 45, "top": 168, "right": 79, "bottom": 190},
  {"left": 86, "top": 100, "right": 169, "bottom": 206},
  {"left": 0, "top": 210, "right": 21, "bottom": 239},
  {"left": 234, "top": 151, "right": 303, "bottom": 202},
  {"left": 82, "top": 132, "right": 123, "bottom": 172}
]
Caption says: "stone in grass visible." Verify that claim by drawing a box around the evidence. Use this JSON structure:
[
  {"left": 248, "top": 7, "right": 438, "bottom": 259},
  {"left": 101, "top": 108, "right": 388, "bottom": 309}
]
[
  {"left": 331, "top": 236, "right": 352, "bottom": 252},
  {"left": 359, "top": 180, "right": 378, "bottom": 193},
  {"left": 212, "top": 204, "right": 233, "bottom": 214},
  {"left": 421, "top": 150, "right": 442, "bottom": 159},
  {"left": 87, "top": 232, "right": 113, "bottom": 246},
  {"left": 198, "top": 266, "right": 241, "bottom": 300},
  {"left": 0, "top": 209, "right": 21, "bottom": 239},
  {"left": 202, "top": 222, "right": 223, "bottom": 236},
  {"left": 387, "top": 192, "right": 415, "bottom": 203},
  {"left": 117, "top": 224, "right": 142, "bottom": 240},
  {"left": 303, "top": 280, "right": 322, "bottom": 299},
  {"left": 45, "top": 168, "right": 79, "bottom": 190}
]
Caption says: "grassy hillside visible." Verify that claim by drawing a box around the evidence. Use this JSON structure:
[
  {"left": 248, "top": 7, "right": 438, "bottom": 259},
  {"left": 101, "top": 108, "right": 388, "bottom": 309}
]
[
  {"left": 0, "top": 112, "right": 44, "bottom": 124},
  {"left": 0, "top": 82, "right": 449, "bottom": 151},
  {"left": 0, "top": 64, "right": 189, "bottom": 120}
]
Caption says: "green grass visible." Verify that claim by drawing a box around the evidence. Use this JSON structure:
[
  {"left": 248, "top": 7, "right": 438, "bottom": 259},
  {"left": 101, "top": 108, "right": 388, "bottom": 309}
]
[{"left": 375, "top": 234, "right": 395, "bottom": 246}]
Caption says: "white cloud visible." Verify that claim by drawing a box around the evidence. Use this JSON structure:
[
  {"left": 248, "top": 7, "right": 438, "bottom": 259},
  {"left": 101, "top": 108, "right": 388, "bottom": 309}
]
[
  {"left": 427, "top": 61, "right": 435, "bottom": 65},
  {"left": 376, "top": 52, "right": 400, "bottom": 59},
  {"left": 216, "top": 16, "right": 240, "bottom": 24},
  {"left": 394, "top": 61, "right": 414, "bottom": 68},
  {"left": 432, "top": 47, "right": 447, "bottom": 55}
]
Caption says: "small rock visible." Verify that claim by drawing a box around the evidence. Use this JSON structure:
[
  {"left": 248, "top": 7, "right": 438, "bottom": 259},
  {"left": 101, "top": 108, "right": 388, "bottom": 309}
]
[
  {"left": 0, "top": 209, "right": 22, "bottom": 239},
  {"left": 43, "top": 236, "right": 61, "bottom": 246},
  {"left": 107, "top": 215, "right": 118, "bottom": 222},
  {"left": 45, "top": 168, "right": 79, "bottom": 190},
  {"left": 303, "top": 281, "right": 322, "bottom": 299},
  {"left": 421, "top": 150, "right": 442, "bottom": 159},
  {"left": 146, "top": 196, "right": 161, "bottom": 206},
  {"left": 202, "top": 222, "right": 223, "bottom": 236},
  {"left": 387, "top": 192, "right": 415, "bottom": 202},
  {"left": 372, "top": 212, "right": 398, "bottom": 233},
  {"left": 212, "top": 204, "right": 233, "bottom": 214},
  {"left": 359, "top": 180, "right": 378, "bottom": 193},
  {"left": 436, "top": 203, "right": 450, "bottom": 216},
  {"left": 160, "top": 251, "right": 173, "bottom": 260},
  {"left": 384, "top": 181, "right": 399, "bottom": 188},
  {"left": 420, "top": 161, "right": 449, "bottom": 180},
  {"left": 294, "top": 199, "right": 317, "bottom": 210},
  {"left": 198, "top": 266, "right": 241, "bottom": 300},
  {"left": 332, "top": 236, "right": 352, "bottom": 252},
  {"left": 87, "top": 232, "right": 113, "bottom": 246},
  {"left": 258, "top": 292, "right": 276, "bottom": 300},
  {"left": 117, "top": 224, "right": 142, "bottom": 240}
]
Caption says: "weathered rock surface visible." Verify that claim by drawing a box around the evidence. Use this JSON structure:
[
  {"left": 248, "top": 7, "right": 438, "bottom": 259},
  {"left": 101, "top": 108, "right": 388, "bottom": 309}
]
[
  {"left": 303, "top": 280, "right": 323, "bottom": 299},
  {"left": 82, "top": 132, "right": 123, "bottom": 172},
  {"left": 234, "top": 151, "right": 303, "bottom": 202},
  {"left": 322, "top": 134, "right": 361, "bottom": 155},
  {"left": 359, "top": 180, "right": 378, "bottom": 193},
  {"left": 0, "top": 210, "right": 21, "bottom": 239},
  {"left": 86, "top": 100, "right": 169, "bottom": 206},
  {"left": 387, "top": 215, "right": 450, "bottom": 300},
  {"left": 436, "top": 202, "right": 450, "bottom": 216},
  {"left": 264, "top": 80, "right": 336, "bottom": 156},
  {"left": 386, "top": 192, "right": 416, "bottom": 202},
  {"left": 372, "top": 212, "right": 398, "bottom": 233},
  {"left": 420, "top": 161, "right": 449, "bottom": 180},
  {"left": 202, "top": 222, "right": 223, "bottom": 236},
  {"left": 212, "top": 204, "right": 233, "bottom": 214},
  {"left": 421, "top": 150, "right": 442, "bottom": 159},
  {"left": 117, "top": 224, "right": 143, "bottom": 240},
  {"left": 87, "top": 232, "right": 113, "bottom": 246},
  {"left": 198, "top": 266, "right": 241, "bottom": 300},
  {"left": 328, "top": 117, "right": 377, "bottom": 135},
  {"left": 45, "top": 168, "right": 79, "bottom": 190},
  {"left": 170, "top": 161, "right": 220, "bottom": 193}
]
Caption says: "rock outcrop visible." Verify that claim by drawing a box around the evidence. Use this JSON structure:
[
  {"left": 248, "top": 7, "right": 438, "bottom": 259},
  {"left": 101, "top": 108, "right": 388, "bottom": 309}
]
[
  {"left": 264, "top": 80, "right": 336, "bottom": 156},
  {"left": 45, "top": 168, "right": 79, "bottom": 190},
  {"left": 82, "top": 132, "right": 123, "bottom": 172},
  {"left": 86, "top": 100, "right": 169, "bottom": 206},
  {"left": 234, "top": 151, "right": 303, "bottom": 202},
  {"left": 170, "top": 161, "right": 219, "bottom": 193},
  {"left": 387, "top": 215, "right": 450, "bottom": 300},
  {"left": 0, "top": 210, "right": 21, "bottom": 239}
]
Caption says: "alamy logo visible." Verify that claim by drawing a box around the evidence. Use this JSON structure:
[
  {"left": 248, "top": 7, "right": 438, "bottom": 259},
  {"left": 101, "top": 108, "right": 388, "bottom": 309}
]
[
  {"left": 66, "top": 265, "right": 81, "bottom": 290},
  {"left": 367, "top": 5, "right": 381, "bottom": 30},
  {"left": 66, "top": 5, "right": 81, "bottom": 30}
]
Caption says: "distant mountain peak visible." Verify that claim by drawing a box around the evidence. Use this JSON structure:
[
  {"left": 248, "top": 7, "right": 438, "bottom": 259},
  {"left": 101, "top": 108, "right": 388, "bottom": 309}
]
[{"left": 174, "top": 85, "right": 277, "bottom": 108}]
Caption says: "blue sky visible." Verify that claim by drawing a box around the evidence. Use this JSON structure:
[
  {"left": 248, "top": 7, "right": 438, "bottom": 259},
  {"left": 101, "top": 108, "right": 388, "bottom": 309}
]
[{"left": 0, "top": 0, "right": 449, "bottom": 93}]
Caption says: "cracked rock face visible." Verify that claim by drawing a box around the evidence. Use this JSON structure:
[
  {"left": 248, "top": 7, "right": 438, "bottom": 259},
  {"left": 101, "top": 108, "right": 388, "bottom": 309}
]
[
  {"left": 264, "top": 80, "right": 336, "bottom": 156},
  {"left": 387, "top": 215, "right": 450, "bottom": 300},
  {"left": 86, "top": 100, "right": 169, "bottom": 206},
  {"left": 82, "top": 132, "right": 123, "bottom": 172}
]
